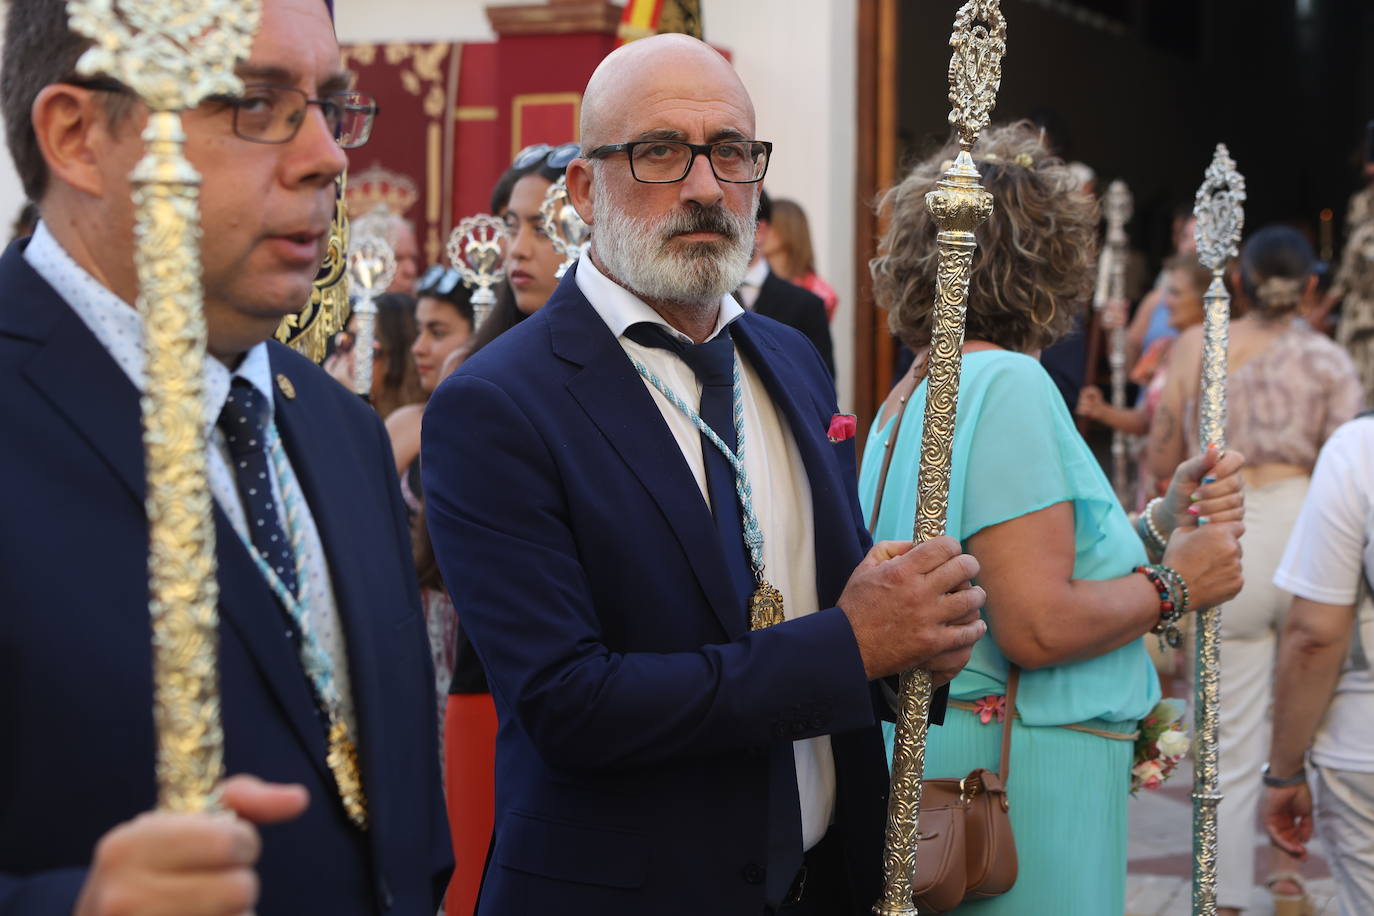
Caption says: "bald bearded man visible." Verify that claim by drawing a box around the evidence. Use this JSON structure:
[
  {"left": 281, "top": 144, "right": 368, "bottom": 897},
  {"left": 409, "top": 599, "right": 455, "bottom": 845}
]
[{"left": 421, "top": 36, "right": 985, "bottom": 915}]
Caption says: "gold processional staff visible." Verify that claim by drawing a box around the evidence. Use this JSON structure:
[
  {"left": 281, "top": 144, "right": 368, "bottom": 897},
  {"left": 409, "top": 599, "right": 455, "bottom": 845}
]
[
  {"left": 64, "top": 0, "right": 261, "bottom": 810},
  {"left": 1190, "top": 144, "right": 1246, "bottom": 916},
  {"left": 875, "top": 2, "right": 1006, "bottom": 913},
  {"left": 1094, "top": 180, "right": 1133, "bottom": 504}
]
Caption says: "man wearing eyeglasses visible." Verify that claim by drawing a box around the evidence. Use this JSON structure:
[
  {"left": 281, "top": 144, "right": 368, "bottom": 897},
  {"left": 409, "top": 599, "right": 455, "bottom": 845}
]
[
  {"left": 422, "top": 34, "right": 984, "bottom": 916},
  {"left": 0, "top": 0, "right": 450, "bottom": 914}
]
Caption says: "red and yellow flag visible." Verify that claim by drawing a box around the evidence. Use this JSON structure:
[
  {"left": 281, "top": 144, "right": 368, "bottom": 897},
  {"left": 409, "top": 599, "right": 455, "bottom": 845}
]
[{"left": 617, "top": 0, "right": 702, "bottom": 46}]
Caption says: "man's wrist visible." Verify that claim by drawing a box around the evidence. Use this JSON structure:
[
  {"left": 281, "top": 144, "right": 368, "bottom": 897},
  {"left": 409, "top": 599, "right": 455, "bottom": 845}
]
[{"left": 1262, "top": 761, "right": 1308, "bottom": 787}]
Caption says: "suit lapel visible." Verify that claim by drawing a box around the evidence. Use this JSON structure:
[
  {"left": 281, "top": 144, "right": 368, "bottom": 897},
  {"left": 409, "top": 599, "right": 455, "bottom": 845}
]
[
  {"left": 732, "top": 317, "right": 855, "bottom": 606},
  {"left": 269, "top": 358, "right": 392, "bottom": 834},
  {"left": 16, "top": 267, "right": 144, "bottom": 508},
  {"left": 550, "top": 276, "right": 748, "bottom": 640},
  {"left": 6, "top": 245, "right": 338, "bottom": 784}
]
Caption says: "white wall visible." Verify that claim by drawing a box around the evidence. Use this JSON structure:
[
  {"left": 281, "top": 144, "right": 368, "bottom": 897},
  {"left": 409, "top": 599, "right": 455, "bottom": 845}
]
[{"left": 0, "top": 0, "right": 858, "bottom": 407}]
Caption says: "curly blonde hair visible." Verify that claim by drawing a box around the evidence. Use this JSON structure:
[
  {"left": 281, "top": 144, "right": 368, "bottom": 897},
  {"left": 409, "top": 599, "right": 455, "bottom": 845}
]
[{"left": 871, "top": 121, "right": 1099, "bottom": 354}]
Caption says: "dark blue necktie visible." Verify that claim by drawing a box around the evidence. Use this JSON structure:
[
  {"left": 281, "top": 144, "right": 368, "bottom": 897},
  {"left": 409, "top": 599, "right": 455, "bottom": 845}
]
[
  {"left": 218, "top": 378, "right": 298, "bottom": 597},
  {"left": 623, "top": 322, "right": 803, "bottom": 906},
  {"left": 623, "top": 322, "right": 754, "bottom": 608}
]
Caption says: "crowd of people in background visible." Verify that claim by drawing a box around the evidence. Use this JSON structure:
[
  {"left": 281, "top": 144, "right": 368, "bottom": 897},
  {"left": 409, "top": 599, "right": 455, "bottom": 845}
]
[{"left": 8, "top": 5, "right": 1374, "bottom": 912}]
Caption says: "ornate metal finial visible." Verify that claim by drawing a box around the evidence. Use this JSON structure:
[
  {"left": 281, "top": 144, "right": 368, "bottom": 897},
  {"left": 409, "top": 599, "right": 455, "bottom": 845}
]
[
  {"left": 1104, "top": 180, "right": 1133, "bottom": 233},
  {"left": 539, "top": 175, "right": 590, "bottom": 279},
  {"left": 64, "top": 0, "right": 263, "bottom": 814},
  {"left": 69, "top": 1, "right": 259, "bottom": 111},
  {"left": 1194, "top": 144, "right": 1246, "bottom": 273},
  {"left": 347, "top": 225, "right": 397, "bottom": 398},
  {"left": 946, "top": 0, "right": 1008, "bottom": 150},
  {"left": 876, "top": 3, "right": 1005, "bottom": 915},
  {"left": 1189, "top": 144, "right": 1245, "bottom": 916},
  {"left": 447, "top": 214, "right": 510, "bottom": 327}
]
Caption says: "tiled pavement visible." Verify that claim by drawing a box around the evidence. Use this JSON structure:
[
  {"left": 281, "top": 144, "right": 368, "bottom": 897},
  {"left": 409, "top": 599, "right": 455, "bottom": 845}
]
[{"left": 1126, "top": 758, "right": 1337, "bottom": 915}]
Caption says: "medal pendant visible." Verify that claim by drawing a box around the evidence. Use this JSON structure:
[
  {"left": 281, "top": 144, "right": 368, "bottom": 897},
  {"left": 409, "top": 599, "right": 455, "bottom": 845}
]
[
  {"left": 749, "top": 581, "right": 786, "bottom": 630},
  {"left": 326, "top": 719, "right": 369, "bottom": 829}
]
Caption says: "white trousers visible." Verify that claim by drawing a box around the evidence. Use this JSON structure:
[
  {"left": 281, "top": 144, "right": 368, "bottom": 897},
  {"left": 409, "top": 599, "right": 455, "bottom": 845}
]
[
  {"left": 1212, "top": 476, "right": 1310, "bottom": 910},
  {"left": 1314, "top": 765, "right": 1374, "bottom": 916}
]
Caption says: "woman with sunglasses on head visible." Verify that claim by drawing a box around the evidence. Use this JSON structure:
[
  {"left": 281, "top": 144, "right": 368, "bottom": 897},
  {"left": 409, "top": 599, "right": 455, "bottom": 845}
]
[
  {"left": 429, "top": 144, "right": 574, "bottom": 916},
  {"left": 460, "top": 143, "right": 577, "bottom": 358}
]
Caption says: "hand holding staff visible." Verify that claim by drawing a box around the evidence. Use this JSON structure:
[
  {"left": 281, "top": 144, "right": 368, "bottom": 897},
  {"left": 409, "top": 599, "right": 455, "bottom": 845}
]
[
  {"left": 875, "top": 2, "right": 1006, "bottom": 913},
  {"left": 1190, "top": 143, "right": 1246, "bottom": 916}
]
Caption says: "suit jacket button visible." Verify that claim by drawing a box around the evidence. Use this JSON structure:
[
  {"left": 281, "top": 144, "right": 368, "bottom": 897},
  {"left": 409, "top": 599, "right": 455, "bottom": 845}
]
[{"left": 742, "top": 863, "right": 765, "bottom": 885}]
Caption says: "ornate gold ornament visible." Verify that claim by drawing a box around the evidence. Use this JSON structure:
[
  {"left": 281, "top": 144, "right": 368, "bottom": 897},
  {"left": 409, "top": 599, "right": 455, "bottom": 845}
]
[
  {"left": 275, "top": 172, "right": 351, "bottom": 364},
  {"left": 345, "top": 162, "right": 420, "bottom": 219},
  {"left": 65, "top": 0, "right": 261, "bottom": 813},
  {"left": 327, "top": 718, "right": 369, "bottom": 829},
  {"left": 749, "top": 581, "right": 786, "bottom": 631},
  {"left": 447, "top": 214, "right": 510, "bottom": 328},
  {"left": 539, "top": 175, "right": 590, "bottom": 279},
  {"left": 275, "top": 373, "right": 297, "bottom": 400},
  {"left": 876, "top": 3, "right": 1005, "bottom": 914},
  {"left": 346, "top": 223, "right": 398, "bottom": 398},
  {"left": 1190, "top": 143, "right": 1245, "bottom": 916},
  {"left": 1094, "top": 180, "right": 1133, "bottom": 504}
]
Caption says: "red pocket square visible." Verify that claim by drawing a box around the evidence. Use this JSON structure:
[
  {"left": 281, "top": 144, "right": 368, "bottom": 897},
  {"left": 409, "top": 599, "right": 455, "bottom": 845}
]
[{"left": 827, "top": 413, "right": 857, "bottom": 443}]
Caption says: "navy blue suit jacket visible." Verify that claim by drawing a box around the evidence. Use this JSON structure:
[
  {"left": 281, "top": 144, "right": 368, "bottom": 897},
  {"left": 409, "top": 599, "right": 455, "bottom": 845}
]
[
  {"left": 0, "top": 241, "right": 451, "bottom": 914},
  {"left": 421, "top": 266, "right": 890, "bottom": 915}
]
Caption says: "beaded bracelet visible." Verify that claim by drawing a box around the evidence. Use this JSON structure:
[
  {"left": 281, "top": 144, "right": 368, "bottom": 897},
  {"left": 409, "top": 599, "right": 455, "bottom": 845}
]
[
  {"left": 1139, "top": 496, "right": 1169, "bottom": 555},
  {"left": 1136, "top": 564, "right": 1185, "bottom": 649}
]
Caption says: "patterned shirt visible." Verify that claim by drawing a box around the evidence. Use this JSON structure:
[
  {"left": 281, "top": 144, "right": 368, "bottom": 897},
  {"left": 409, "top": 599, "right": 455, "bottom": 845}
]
[
  {"left": 24, "top": 222, "right": 357, "bottom": 735},
  {"left": 1185, "top": 322, "right": 1364, "bottom": 471}
]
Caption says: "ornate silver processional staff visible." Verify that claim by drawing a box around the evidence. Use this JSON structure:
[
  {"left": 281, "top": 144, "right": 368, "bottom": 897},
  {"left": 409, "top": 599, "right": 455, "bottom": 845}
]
[
  {"left": 540, "top": 175, "right": 591, "bottom": 279},
  {"left": 875, "top": 2, "right": 1005, "bottom": 912},
  {"left": 64, "top": 0, "right": 261, "bottom": 811},
  {"left": 1094, "top": 180, "right": 1133, "bottom": 503},
  {"left": 448, "top": 214, "right": 509, "bottom": 329},
  {"left": 1190, "top": 144, "right": 1245, "bottom": 916},
  {"left": 346, "top": 224, "right": 397, "bottom": 399}
]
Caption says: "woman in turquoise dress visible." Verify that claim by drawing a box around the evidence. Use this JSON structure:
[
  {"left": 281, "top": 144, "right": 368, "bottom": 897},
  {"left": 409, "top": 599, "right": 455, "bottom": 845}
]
[{"left": 860, "top": 122, "right": 1247, "bottom": 914}]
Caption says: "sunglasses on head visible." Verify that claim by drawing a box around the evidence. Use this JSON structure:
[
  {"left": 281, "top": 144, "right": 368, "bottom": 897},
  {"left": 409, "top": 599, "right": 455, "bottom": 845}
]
[
  {"left": 512, "top": 142, "right": 581, "bottom": 171},
  {"left": 417, "top": 265, "right": 464, "bottom": 297}
]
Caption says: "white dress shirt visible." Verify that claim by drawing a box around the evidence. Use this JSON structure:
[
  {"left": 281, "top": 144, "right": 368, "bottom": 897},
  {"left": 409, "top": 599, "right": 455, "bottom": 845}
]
[
  {"left": 25, "top": 222, "right": 357, "bottom": 735},
  {"left": 575, "top": 255, "right": 834, "bottom": 849},
  {"left": 735, "top": 256, "right": 769, "bottom": 310}
]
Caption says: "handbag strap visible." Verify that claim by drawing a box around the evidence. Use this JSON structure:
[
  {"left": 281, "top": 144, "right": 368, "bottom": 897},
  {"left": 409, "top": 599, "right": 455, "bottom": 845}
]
[
  {"left": 998, "top": 666, "right": 1020, "bottom": 782},
  {"left": 866, "top": 362, "right": 924, "bottom": 531}
]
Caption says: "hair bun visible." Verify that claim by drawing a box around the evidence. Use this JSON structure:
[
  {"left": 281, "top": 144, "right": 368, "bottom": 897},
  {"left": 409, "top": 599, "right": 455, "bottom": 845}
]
[{"left": 1255, "top": 276, "right": 1303, "bottom": 312}]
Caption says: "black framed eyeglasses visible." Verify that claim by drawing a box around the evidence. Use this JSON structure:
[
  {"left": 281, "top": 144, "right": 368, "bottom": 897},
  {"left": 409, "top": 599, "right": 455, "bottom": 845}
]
[
  {"left": 584, "top": 139, "right": 772, "bottom": 184},
  {"left": 512, "top": 142, "right": 581, "bottom": 171},
  {"left": 67, "top": 78, "right": 379, "bottom": 150},
  {"left": 417, "top": 264, "right": 463, "bottom": 296}
]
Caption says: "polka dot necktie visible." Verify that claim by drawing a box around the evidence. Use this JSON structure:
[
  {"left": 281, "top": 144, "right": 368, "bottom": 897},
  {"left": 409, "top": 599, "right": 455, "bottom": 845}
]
[{"left": 218, "top": 377, "right": 299, "bottom": 597}]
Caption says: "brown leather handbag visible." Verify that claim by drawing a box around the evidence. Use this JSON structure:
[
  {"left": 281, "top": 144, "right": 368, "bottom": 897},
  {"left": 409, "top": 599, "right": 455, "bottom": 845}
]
[
  {"left": 909, "top": 668, "right": 1019, "bottom": 913},
  {"left": 868, "top": 371, "right": 1019, "bottom": 913}
]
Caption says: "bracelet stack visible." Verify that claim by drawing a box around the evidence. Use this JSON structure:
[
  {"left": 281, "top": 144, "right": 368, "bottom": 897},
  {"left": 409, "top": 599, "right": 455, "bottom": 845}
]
[
  {"left": 1135, "top": 496, "right": 1169, "bottom": 559},
  {"left": 1135, "top": 563, "right": 1190, "bottom": 650}
]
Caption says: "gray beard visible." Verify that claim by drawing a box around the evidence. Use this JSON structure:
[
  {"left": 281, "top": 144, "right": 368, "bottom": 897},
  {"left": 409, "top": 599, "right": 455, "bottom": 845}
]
[{"left": 590, "top": 165, "right": 756, "bottom": 308}]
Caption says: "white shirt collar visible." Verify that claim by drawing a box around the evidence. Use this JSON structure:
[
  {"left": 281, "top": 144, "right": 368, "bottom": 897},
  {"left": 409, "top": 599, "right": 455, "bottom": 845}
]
[
  {"left": 24, "top": 220, "right": 276, "bottom": 431},
  {"left": 740, "top": 256, "right": 768, "bottom": 289},
  {"left": 574, "top": 252, "right": 744, "bottom": 345}
]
